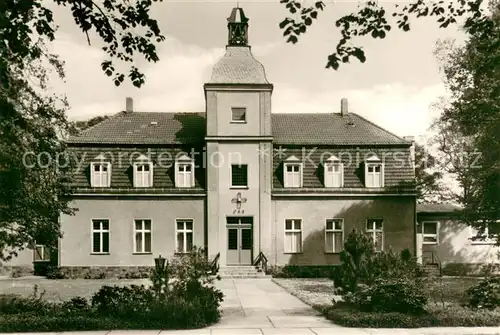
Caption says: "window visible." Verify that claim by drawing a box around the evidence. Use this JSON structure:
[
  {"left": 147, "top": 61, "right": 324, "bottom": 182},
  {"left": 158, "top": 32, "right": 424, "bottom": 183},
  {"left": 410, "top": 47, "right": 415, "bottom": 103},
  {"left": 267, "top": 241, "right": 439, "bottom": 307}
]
[
  {"left": 325, "top": 219, "right": 343, "bottom": 253},
  {"left": 92, "top": 219, "right": 110, "bottom": 254},
  {"left": 33, "top": 244, "right": 50, "bottom": 262},
  {"left": 419, "top": 221, "right": 439, "bottom": 244},
  {"left": 285, "top": 219, "right": 302, "bottom": 253},
  {"left": 231, "top": 107, "right": 246, "bottom": 122},
  {"left": 231, "top": 164, "right": 248, "bottom": 188},
  {"left": 133, "top": 162, "right": 153, "bottom": 187},
  {"left": 175, "top": 155, "right": 195, "bottom": 188},
  {"left": 134, "top": 219, "right": 152, "bottom": 253},
  {"left": 284, "top": 156, "right": 303, "bottom": 188},
  {"left": 366, "top": 219, "right": 383, "bottom": 251},
  {"left": 324, "top": 156, "right": 344, "bottom": 187},
  {"left": 285, "top": 164, "right": 302, "bottom": 187},
  {"left": 365, "top": 155, "right": 384, "bottom": 188},
  {"left": 176, "top": 219, "right": 193, "bottom": 253},
  {"left": 472, "top": 220, "right": 500, "bottom": 244},
  {"left": 90, "top": 162, "right": 111, "bottom": 187}
]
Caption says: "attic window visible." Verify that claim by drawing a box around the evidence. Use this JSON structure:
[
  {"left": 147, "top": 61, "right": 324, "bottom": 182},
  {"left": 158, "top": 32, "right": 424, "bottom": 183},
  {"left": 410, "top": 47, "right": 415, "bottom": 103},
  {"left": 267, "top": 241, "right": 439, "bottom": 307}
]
[
  {"left": 324, "top": 155, "right": 344, "bottom": 188},
  {"left": 231, "top": 107, "right": 246, "bottom": 123},
  {"left": 365, "top": 155, "right": 384, "bottom": 188},
  {"left": 133, "top": 154, "right": 153, "bottom": 188},
  {"left": 175, "top": 154, "right": 195, "bottom": 188},
  {"left": 284, "top": 156, "right": 303, "bottom": 188},
  {"left": 90, "top": 161, "right": 111, "bottom": 188}
]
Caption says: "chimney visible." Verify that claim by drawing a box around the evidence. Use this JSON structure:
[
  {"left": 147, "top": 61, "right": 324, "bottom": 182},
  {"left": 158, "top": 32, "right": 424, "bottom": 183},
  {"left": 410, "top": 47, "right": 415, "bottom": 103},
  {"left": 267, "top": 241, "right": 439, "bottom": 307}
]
[
  {"left": 403, "top": 136, "right": 416, "bottom": 171},
  {"left": 125, "top": 97, "right": 133, "bottom": 113},
  {"left": 340, "top": 98, "right": 348, "bottom": 116}
]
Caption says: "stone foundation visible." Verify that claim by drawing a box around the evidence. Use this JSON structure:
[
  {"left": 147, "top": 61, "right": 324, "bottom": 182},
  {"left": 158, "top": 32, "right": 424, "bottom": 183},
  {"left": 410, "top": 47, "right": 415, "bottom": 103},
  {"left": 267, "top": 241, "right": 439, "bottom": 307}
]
[{"left": 59, "top": 266, "right": 153, "bottom": 279}]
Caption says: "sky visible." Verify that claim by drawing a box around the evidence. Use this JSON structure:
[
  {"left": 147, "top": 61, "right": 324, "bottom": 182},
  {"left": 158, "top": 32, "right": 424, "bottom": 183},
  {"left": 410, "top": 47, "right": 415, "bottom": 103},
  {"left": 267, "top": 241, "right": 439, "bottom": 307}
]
[{"left": 45, "top": 0, "right": 466, "bottom": 141}]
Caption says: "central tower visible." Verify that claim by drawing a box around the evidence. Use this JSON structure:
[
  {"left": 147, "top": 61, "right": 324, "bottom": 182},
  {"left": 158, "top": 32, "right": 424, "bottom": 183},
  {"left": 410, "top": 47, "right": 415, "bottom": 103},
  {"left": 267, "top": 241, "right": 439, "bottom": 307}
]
[{"left": 204, "top": 7, "right": 273, "bottom": 266}]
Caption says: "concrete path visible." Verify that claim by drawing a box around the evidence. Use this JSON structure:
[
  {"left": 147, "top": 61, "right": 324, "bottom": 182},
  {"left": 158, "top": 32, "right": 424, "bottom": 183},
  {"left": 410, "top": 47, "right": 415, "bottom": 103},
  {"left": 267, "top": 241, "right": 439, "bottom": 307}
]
[{"left": 211, "top": 278, "right": 335, "bottom": 332}]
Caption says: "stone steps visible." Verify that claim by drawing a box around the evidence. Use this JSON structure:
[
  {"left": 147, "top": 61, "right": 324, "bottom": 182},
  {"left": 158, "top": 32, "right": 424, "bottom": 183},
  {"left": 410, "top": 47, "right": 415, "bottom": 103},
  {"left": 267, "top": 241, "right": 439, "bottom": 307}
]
[
  {"left": 424, "top": 263, "right": 441, "bottom": 276},
  {"left": 216, "top": 266, "right": 270, "bottom": 279}
]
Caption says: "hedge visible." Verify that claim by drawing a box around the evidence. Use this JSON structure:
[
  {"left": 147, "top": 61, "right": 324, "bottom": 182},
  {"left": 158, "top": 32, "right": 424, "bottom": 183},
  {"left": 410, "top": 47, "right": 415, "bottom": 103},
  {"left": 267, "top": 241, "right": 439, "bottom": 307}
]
[{"left": 323, "top": 304, "right": 500, "bottom": 328}]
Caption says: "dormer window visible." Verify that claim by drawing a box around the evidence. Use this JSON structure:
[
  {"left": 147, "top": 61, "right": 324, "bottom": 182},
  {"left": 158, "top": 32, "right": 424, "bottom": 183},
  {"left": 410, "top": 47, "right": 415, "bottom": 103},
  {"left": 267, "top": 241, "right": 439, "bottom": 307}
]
[
  {"left": 365, "top": 154, "right": 384, "bottom": 188},
  {"left": 175, "top": 154, "right": 195, "bottom": 188},
  {"left": 133, "top": 154, "right": 153, "bottom": 188},
  {"left": 284, "top": 156, "right": 303, "bottom": 188},
  {"left": 90, "top": 154, "right": 111, "bottom": 187},
  {"left": 324, "top": 155, "right": 344, "bottom": 188},
  {"left": 231, "top": 107, "right": 246, "bottom": 123}
]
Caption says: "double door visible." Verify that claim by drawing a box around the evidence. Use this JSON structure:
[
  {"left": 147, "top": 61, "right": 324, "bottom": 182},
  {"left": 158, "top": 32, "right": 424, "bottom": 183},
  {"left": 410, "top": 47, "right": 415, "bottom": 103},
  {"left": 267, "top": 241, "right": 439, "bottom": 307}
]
[{"left": 226, "top": 217, "right": 253, "bottom": 265}]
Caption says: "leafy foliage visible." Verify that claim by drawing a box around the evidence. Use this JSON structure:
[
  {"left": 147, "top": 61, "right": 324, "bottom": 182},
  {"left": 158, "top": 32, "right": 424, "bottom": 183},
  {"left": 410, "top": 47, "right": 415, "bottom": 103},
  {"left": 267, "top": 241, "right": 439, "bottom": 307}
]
[
  {"left": 92, "top": 248, "right": 223, "bottom": 327},
  {"left": 2, "top": 0, "right": 165, "bottom": 88},
  {"left": 350, "top": 278, "right": 428, "bottom": 314},
  {"left": 332, "top": 228, "right": 376, "bottom": 294},
  {"left": 0, "top": 286, "right": 55, "bottom": 315},
  {"left": 0, "top": 0, "right": 164, "bottom": 257},
  {"left": 432, "top": 0, "right": 500, "bottom": 242},
  {"left": 0, "top": 253, "right": 224, "bottom": 331},
  {"left": 466, "top": 277, "right": 500, "bottom": 310},
  {"left": 323, "top": 303, "right": 500, "bottom": 328},
  {"left": 333, "top": 229, "right": 426, "bottom": 315},
  {"left": 333, "top": 229, "right": 424, "bottom": 296},
  {"left": 279, "top": 0, "right": 487, "bottom": 70},
  {"left": 414, "top": 143, "right": 446, "bottom": 203},
  {"left": 68, "top": 115, "right": 110, "bottom": 136},
  {"left": 91, "top": 285, "right": 155, "bottom": 317}
]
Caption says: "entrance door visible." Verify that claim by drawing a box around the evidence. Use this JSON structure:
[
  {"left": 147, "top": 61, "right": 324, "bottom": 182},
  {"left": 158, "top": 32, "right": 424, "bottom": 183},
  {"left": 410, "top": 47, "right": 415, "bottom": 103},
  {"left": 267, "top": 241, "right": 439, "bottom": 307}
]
[{"left": 226, "top": 217, "right": 253, "bottom": 265}]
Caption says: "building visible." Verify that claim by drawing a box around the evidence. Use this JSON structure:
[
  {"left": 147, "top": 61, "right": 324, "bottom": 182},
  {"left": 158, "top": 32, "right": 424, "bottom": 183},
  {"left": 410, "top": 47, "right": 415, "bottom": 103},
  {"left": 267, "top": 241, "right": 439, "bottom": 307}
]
[
  {"left": 417, "top": 203, "right": 500, "bottom": 276},
  {"left": 9, "top": 7, "right": 418, "bottom": 277}
]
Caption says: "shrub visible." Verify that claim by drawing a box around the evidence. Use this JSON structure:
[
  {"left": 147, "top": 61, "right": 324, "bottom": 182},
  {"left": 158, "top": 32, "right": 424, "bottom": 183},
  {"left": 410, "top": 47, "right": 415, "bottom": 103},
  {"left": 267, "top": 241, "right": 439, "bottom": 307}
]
[
  {"left": 0, "top": 286, "right": 56, "bottom": 315},
  {"left": 333, "top": 229, "right": 423, "bottom": 296},
  {"left": 61, "top": 297, "right": 90, "bottom": 313},
  {"left": 45, "top": 265, "right": 67, "bottom": 279},
  {"left": 90, "top": 246, "right": 224, "bottom": 327},
  {"left": 323, "top": 305, "right": 439, "bottom": 328},
  {"left": 323, "top": 303, "right": 500, "bottom": 328},
  {"left": 466, "top": 277, "right": 500, "bottom": 310},
  {"left": 91, "top": 285, "right": 154, "bottom": 318},
  {"left": 0, "top": 247, "right": 224, "bottom": 331},
  {"left": 350, "top": 278, "right": 427, "bottom": 314},
  {"left": 332, "top": 228, "right": 377, "bottom": 294}
]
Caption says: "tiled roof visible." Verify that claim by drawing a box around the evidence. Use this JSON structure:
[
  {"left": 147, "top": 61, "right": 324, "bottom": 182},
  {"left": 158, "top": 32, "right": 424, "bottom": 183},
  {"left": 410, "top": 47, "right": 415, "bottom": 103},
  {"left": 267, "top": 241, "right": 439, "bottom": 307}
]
[
  {"left": 417, "top": 203, "right": 462, "bottom": 214},
  {"left": 67, "top": 112, "right": 206, "bottom": 145},
  {"left": 208, "top": 46, "right": 269, "bottom": 84},
  {"left": 67, "top": 111, "right": 409, "bottom": 146},
  {"left": 271, "top": 113, "right": 408, "bottom": 145}
]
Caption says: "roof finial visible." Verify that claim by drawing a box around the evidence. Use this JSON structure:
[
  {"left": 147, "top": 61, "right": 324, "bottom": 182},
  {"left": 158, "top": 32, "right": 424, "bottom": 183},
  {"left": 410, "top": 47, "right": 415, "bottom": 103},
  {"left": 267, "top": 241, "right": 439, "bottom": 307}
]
[{"left": 236, "top": 1, "right": 239, "bottom": 8}]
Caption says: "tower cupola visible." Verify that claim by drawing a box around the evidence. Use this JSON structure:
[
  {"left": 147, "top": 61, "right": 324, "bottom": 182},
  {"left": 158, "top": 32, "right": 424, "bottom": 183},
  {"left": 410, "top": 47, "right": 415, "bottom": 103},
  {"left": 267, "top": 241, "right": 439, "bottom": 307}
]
[
  {"left": 227, "top": 7, "right": 249, "bottom": 46},
  {"left": 207, "top": 7, "right": 270, "bottom": 85}
]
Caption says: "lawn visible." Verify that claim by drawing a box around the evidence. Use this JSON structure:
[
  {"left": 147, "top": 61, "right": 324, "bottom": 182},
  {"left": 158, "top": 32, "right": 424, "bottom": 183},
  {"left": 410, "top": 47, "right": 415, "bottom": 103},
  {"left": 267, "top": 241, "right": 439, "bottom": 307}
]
[
  {"left": 273, "top": 276, "right": 500, "bottom": 327},
  {"left": 272, "top": 276, "right": 481, "bottom": 308},
  {"left": 0, "top": 278, "right": 150, "bottom": 301},
  {"left": 272, "top": 278, "right": 335, "bottom": 309}
]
